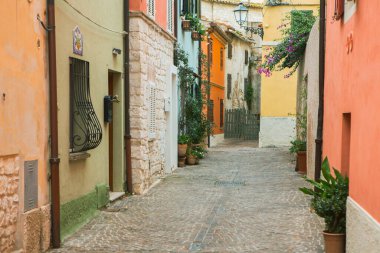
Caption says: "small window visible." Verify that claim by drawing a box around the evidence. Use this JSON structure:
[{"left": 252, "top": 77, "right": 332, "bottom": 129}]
[
  {"left": 167, "top": 0, "right": 174, "bottom": 32},
  {"left": 244, "top": 78, "right": 248, "bottom": 97},
  {"left": 148, "top": 0, "right": 155, "bottom": 18},
  {"left": 228, "top": 43, "right": 233, "bottom": 59},
  {"left": 149, "top": 84, "right": 157, "bottom": 139},
  {"left": 227, "top": 74, "right": 232, "bottom": 99},
  {"left": 69, "top": 58, "right": 102, "bottom": 153},
  {"left": 244, "top": 50, "right": 249, "bottom": 65},
  {"left": 220, "top": 48, "right": 224, "bottom": 69}
]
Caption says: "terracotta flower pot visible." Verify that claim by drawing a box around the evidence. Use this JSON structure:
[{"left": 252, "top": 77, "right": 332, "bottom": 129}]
[
  {"left": 195, "top": 157, "right": 200, "bottom": 165},
  {"left": 178, "top": 157, "right": 186, "bottom": 167},
  {"left": 191, "top": 31, "right": 200, "bottom": 41},
  {"left": 323, "top": 231, "right": 345, "bottom": 253},
  {"left": 182, "top": 20, "right": 191, "bottom": 31},
  {"left": 178, "top": 144, "right": 187, "bottom": 157},
  {"left": 297, "top": 151, "right": 307, "bottom": 174},
  {"left": 186, "top": 155, "right": 196, "bottom": 165}
]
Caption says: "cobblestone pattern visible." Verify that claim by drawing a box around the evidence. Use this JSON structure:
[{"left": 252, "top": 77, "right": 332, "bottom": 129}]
[
  {"left": 51, "top": 141, "right": 324, "bottom": 252},
  {"left": 0, "top": 155, "right": 19, "bottom": 253},
  {"left": 129, "top": 12, "right": 175, "bottom": 194}
]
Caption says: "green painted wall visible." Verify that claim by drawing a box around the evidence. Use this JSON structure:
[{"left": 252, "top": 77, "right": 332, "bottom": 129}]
[{"left": 61, "top": 184, "right": 109, "bottom": 240}]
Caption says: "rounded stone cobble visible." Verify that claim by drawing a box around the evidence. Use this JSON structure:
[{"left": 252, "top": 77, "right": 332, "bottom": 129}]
[{"left": 50, "top": 140, "right": 324, "bottom": 253}]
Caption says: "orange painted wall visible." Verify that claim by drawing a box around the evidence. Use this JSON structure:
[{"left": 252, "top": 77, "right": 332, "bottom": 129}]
[
  {"left": 324, "top": 1, "right": 380, "bottom": 222},
  {"left": 130, "top": 0, "right": 168, "bottom": 30},
  {"left": 202, "top": 32, "right": 226, "bottom": 134},
  {"left": 0, "top": 0, "right": 49, "bottom": 206}
]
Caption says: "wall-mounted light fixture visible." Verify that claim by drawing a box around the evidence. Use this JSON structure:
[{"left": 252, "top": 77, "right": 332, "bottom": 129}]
[
  {"left": 112, "top": 48, "right": 122, "bottom": 55},
  {"left": 233, "top": 3, "right": 264, "bottom": 38}
]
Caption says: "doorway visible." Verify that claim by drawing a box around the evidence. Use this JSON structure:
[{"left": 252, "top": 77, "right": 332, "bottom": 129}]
[{"left": 108, "top": 73, "right": 114, "bottom": 191}]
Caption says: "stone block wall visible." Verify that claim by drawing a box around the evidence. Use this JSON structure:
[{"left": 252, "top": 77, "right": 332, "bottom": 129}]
[
  {"left": 129, "top": 12, "right": 175, "bottom": 194},
  {"left": 0, "top": 155, "right": 20, "bottom": 252}
]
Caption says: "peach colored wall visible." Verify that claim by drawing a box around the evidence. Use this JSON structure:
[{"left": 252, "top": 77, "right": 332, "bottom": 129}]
[
  {"left": 324, "top": 1, "right": 380, "bottom": 222},
  {"left": 0, "top": 0, "right": 49, "bottom": 207},
  {"left": 130, "top": 0, "right": 168, "bottom": 30},
  {"left": 202, "top": 32, "right": 226, "bottom": 134}
]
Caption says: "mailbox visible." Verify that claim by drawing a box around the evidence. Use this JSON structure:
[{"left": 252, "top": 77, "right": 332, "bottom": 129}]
[{"left": 104, "top": 96, "right": 113, "bottom": 123}]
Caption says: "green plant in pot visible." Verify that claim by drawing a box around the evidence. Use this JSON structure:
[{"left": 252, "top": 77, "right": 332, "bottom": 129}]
[
  {"left": 290, "top": 139, "right": 307, "bottom": 174},
  {"left": 299, "top": 157, "right": 349, "bottom": 253},
  {"left": 178, "top": 134, "right": 189, "bottom": 158}
]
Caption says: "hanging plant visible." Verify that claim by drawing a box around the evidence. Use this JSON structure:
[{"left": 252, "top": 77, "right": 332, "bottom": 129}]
[{"left": 258, "top": 10, "right": 316, "bottom": 78}]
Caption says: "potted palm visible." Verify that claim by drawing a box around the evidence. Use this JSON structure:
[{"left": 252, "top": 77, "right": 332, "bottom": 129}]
[
  {"left": 299, "top": 158, "right": 349, "bottom": 253},
  {"left": 290, "top": 139, "right": 307, "bottom": 174}
]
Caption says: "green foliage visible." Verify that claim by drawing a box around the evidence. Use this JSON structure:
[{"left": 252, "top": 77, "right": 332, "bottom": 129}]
[
  {"left": 178, "top": 134, "right": 190, "bottom": 144},
  {"left": 245, "top": 83, "right": 254, "bottom": 111},
  {"left": 299, "top": 158, "right": 349, "bottom": 233},
  {"left": 265, "top": 0, "right": 284, "bottom": 6},
  {"left": 175, "top": 45, "right": 212, "bottom": 145},
  {"left": 289, "top": 139, "right": 306, "bottom": 153},
  {"left": 185, "top": 14, "right": 206, "bottom": 37},
  {"left": 192, "top": 145, "right": 207, "bottom": 159},
  {"left": 259, "top": 10, "right": 316, "bottom": 78}
]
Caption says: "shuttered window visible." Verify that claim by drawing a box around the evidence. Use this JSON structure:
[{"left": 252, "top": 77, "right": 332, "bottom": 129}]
[
  {"left": 209, "top": 100, "right": 214, "bottom": 122},
  {"left": 334, "top": 0, "right": 344, "bottom": 20},
  {"left": 220, "top": 48, "right": 224, "bottom": 69},
  {"left": 167, "top": 0, "right": 174, "bottom": 33},
  {"left": 227, "top": 74, "right": 232, "bottom": 99},
  {"left": 228, "top": 43, "right": 233, "bottom": 59},
  {"left": 244, "top": 50, "right": 249, "bottom": 65},
  {"left": 149, "top": 84, "right": 157, "bottom": 139},
  {"left": 148, "top": 0, "right": 155, "bottom": 18},
  {"left": 220, "top": 99, "right": 224, "bottom": 128}
]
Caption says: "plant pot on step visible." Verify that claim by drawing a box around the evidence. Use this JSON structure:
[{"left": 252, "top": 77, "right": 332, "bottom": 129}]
[
  {"left": 186, "top": 155, "right": 196, "bottom": 165},
  {"left": 297, "top": 151, "right": 307, "bottom": 174},
  {"left": 182, "top": 20, "right": 191, "bottom": 31},
  {"left": 178, "top": 157, "right": 186, "bottom": 167},
  {"left": 323, "top": 231, "right": 345, "bottom": 253},
  {"left": 178, "top": 144, "right": 188, "bottom": 157}
]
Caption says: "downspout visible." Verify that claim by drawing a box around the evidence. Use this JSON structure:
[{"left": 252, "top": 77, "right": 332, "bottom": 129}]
[
  {"left": 47, "top": 0, "right": 61, "bottom": 248},
  {"left": 207, "top": 33, "right": 211, "bottom": 148},
  {"left": 314, "top": 0, "right": 326, "bottom": 181},
  {"left": 124, "top": 0, "right": 133, "bottom": 193}
]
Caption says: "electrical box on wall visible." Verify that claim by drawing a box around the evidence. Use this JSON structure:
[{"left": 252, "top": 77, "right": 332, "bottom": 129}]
[
  {"left": 104, "top": 96, "right": 113, "bottom": 123},
  {"left": 164, "top": 97, "right": 171, "bottom": 112}
]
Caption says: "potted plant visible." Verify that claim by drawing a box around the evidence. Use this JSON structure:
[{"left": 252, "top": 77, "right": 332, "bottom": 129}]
[
  {"left": 299, "top": 158, "right": 349, "bottom": 253},
  {"left": 181, "top": 13, "right": 192, "bottom": 31},
  {"left": 186, "top": 149, "right": 197, "bottom": 165},
  {"left": 178, "top": 134, "right": 189, "bottom": 157},
  {"left": 290, "top": 139, "right": 307, "bottom": 174}
]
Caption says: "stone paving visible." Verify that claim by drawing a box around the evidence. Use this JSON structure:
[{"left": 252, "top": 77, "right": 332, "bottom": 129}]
[{"left": 50, "top": 140, "right": 324, "bottom": 253}]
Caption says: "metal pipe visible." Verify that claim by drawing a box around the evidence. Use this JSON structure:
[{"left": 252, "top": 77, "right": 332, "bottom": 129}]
[
  {"left": 207, "top": 34, "right": 211, "bottom": 148},
  {"left": 124, "top": 0, "right": 133, "bottom": 193},
  {"left": 314, "top": 0, "right": 326, "bottom": 181},
  {"left": 47, "top": 0, "right": 61, "bottom": 247}
]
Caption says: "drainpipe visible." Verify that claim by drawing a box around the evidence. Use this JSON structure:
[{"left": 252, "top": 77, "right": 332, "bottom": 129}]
[
  {"left": 207, "top": 33, "right": 211, "bottom": 148},
  {"left": 124, "top": 0, "right": 133, "bottom": 193},
  {"left": 314, "top": 0, "right": 326, "bottom": 181},
  {"left": 47, "top": 0, "right": 61, "bottom": 248}
]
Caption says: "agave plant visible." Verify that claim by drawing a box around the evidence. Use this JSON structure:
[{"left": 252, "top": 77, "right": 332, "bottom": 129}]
[{"left": 299, "top": 158, "right": 349, "bottom": 233}]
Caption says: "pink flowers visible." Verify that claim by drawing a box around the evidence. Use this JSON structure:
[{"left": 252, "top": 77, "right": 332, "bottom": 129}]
[{"left": 258, "top": 67, "right": 272, "bottom": 77}]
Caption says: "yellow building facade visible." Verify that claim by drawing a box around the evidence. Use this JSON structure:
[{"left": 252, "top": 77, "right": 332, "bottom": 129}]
[{"left": 259, "top": 0, "right": 319, "bottom": 147}]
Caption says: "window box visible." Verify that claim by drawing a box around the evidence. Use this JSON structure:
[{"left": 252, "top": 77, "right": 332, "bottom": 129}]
[
  {"left": 182, "top": 19, "right": 191, "bottom": 31},
  {"left": 191, "top": 31, "right": 200, "bottom": 40}
]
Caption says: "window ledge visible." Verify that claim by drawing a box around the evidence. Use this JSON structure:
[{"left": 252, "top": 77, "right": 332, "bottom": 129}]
[{"left": 69, "top": 152, "right": 91, "bottom": 161}]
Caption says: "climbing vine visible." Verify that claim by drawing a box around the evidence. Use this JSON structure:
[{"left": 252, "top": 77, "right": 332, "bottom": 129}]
[{"left": 258, "top": 10, "right": 316, "bottom": 78}]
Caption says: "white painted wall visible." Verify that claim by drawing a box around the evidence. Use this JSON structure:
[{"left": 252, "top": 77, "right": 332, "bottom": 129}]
[{"left": 259, "top": 117, "right": 296, "bottom": 147}]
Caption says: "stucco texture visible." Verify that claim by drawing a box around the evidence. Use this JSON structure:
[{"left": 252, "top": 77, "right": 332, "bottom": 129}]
[{"left": 324, "top": 0, "right": 380, "bottom": 224}]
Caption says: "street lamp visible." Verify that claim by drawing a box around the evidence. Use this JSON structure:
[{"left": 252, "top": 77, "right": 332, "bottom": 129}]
[{"left": 233, "top": 2, "right": 264, "bottom": 38}]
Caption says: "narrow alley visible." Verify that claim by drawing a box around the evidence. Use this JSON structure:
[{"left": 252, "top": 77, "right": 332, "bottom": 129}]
[{"left": 51, "top": 141, "right": 324, "bottom": 253}]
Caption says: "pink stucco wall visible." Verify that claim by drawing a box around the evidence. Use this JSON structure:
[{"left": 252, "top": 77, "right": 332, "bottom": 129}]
[
  {"left": 324, "top": 1, "right": 380, "bottom": 222},
  {"left": 130, "top": 0, "right": 169, "bottom": 30}
]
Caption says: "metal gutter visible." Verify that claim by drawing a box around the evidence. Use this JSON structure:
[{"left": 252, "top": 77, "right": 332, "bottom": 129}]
[
  {"left": 314, "top": 0, "right": 326, "bottom": 181},
  {"left": 124, "top": 0, "right": 133, "bottom": 193},
  {"left": 47, "top": 0, "right": 61, "bottom": 248}
]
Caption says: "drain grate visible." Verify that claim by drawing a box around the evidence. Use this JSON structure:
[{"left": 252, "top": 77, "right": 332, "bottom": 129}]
[{"left": 214, "top": 180, "right": 246, "bottom": 187}]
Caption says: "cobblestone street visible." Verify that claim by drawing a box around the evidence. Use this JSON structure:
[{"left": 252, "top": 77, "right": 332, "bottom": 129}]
[{"left": 51, "top": 141, "right": 324, "bottom": 253}]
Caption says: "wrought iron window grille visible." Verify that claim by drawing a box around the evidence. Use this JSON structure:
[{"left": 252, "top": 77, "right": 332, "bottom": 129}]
[{"left": 69, "top": 57, "right": 102, "bottom": 153}]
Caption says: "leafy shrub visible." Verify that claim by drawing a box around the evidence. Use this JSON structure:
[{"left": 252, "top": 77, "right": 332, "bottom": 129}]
[{"left": 289, "top": 139, "right": 306, "bottom": 153}]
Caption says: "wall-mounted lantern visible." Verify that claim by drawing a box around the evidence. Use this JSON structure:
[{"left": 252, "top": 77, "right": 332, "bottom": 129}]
[{"left": 233, "top": 3, "right": 264, "bottom": 38}]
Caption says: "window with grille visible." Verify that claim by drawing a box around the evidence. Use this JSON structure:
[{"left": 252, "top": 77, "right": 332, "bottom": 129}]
[
  {"left": 227, "top": 74, "right": 232, "bottom": 99},
  {"left": 149, "top": 84, "right": 157, "bottom": 139},
  {"left": 69, "top": 58, "right": 102, "bottom": 153},
  {"left": 244, "top": 50, "right": 249, "bottom": 65},
  {"left": 228, "top": 43, "right": 233, "bottom": 59},
  {"left": 167, "top": 0, "right": 174, "bottom": 32},
  {"left": 220, "top": 48, "right": 224, "bottom": 69},
  {"left": 182, "top": 0, "right": 198, "bottom": 15},
  {"left": 148, "top": 0, "right": 155, "bottom": 18}
]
